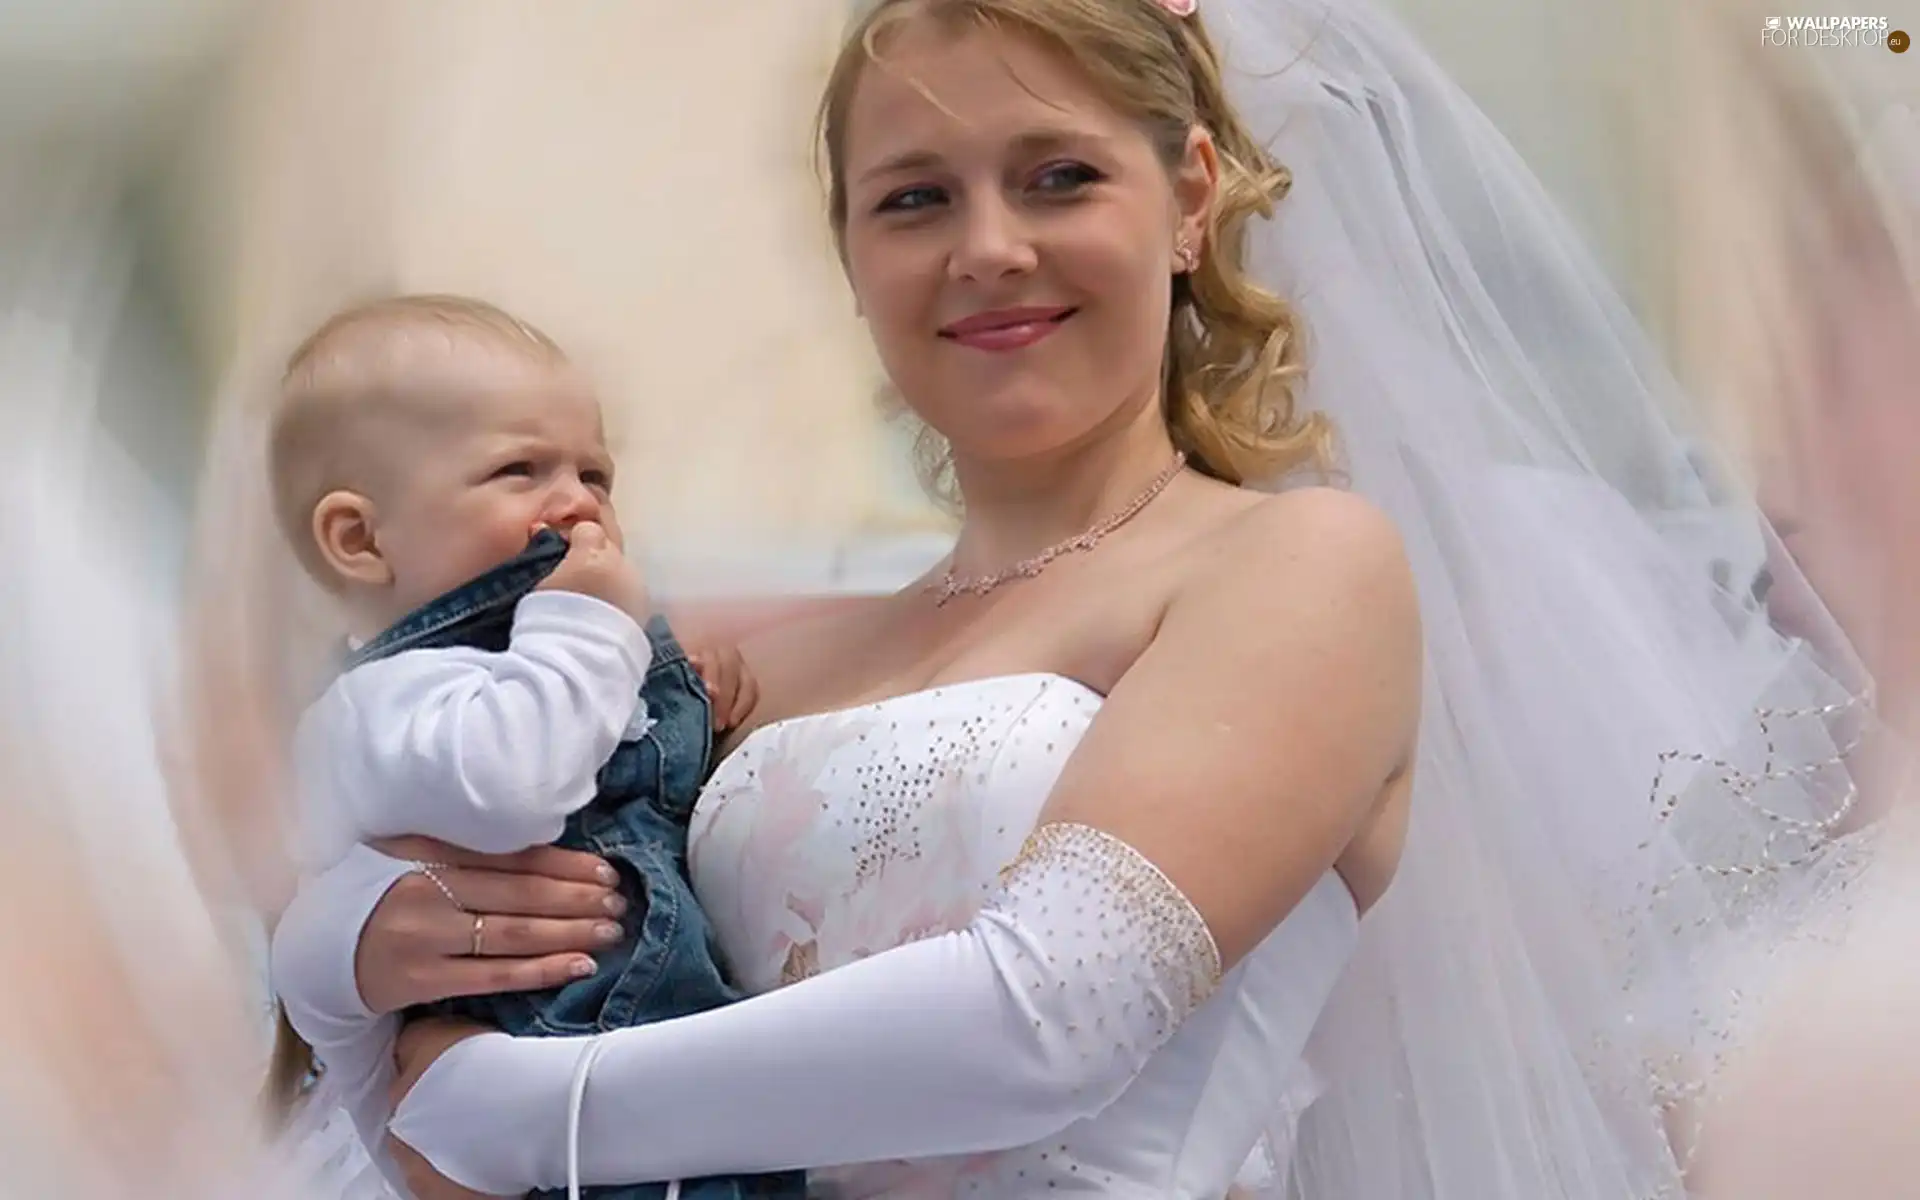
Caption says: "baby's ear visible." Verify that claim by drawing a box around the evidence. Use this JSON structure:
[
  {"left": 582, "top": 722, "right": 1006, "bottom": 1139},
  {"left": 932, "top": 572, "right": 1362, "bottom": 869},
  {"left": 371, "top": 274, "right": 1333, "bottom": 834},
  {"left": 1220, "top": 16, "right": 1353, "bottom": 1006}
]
[{"left": 312, "top": 490, "right": 390, "bottom": 588}]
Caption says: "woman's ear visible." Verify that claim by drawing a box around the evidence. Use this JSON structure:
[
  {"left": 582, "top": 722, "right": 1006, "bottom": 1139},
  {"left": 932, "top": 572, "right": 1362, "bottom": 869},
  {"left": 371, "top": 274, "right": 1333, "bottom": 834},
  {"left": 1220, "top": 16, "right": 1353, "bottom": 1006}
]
[{"left": 1172, "top": 125, "right": 1220, "bottom": 266}]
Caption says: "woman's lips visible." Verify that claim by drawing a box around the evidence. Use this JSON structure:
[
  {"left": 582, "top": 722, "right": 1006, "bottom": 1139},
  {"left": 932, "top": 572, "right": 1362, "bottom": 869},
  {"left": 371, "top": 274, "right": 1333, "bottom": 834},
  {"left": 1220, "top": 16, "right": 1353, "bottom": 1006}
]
[{"left": 938, "top": 306, "right": 1076, "bottom": 352}]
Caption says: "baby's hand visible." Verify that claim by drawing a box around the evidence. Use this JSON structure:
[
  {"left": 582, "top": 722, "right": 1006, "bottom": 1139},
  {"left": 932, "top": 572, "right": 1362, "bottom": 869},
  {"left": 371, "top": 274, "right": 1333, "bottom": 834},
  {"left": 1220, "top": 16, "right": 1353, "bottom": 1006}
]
[
  {"left": 688, "top": 642, "right": 758, "bottom": 732},
  {"left": 534, "top": 521, "right": 650, "bottom": 624}
]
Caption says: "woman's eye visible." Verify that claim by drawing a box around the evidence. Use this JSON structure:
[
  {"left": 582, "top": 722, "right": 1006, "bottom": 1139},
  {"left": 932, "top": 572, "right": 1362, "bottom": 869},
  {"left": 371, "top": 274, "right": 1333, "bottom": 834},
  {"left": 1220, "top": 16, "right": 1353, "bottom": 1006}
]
[
  {"left": 1033, "top": 162, "right": 1102, "bottom": 194},
  {"left": 876, "top": 185, "right": 946, "bottom": 214}
]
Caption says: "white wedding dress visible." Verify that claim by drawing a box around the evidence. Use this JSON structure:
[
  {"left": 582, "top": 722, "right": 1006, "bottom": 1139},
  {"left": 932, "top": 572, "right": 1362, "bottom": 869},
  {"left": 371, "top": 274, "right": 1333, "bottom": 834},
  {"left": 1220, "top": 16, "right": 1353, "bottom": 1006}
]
[{"left": 687, "top": 672, "right": 1360, "bottom": 1197}]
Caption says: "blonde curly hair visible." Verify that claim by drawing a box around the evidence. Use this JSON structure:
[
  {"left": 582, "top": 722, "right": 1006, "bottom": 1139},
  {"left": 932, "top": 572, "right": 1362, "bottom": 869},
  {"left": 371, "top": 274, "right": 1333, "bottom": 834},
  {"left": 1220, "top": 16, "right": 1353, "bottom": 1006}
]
[{"left": 818, "top": 0, "right": 1332, "bottom": 497}]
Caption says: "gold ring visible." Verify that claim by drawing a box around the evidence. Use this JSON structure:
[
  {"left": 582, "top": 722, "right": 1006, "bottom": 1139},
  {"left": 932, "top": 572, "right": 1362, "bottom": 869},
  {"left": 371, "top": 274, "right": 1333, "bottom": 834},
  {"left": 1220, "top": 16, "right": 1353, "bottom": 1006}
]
[{"left": 470, "top": 913, "right": 486, "bottom": 958}]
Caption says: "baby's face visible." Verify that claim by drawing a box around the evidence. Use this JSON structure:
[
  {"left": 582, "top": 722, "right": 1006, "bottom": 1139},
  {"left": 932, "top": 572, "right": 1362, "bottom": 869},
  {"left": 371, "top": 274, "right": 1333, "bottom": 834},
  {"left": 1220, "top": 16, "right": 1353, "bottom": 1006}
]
[{"left": 372, "top": 342, "right": 623, "bottom": 618}]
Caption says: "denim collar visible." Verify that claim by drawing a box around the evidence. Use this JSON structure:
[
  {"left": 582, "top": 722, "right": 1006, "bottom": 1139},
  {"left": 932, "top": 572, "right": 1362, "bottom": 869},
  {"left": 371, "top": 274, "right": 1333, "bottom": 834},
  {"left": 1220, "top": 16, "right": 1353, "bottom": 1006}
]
[{"left": 344, "top": 528, "right": 570, "bottom": 671}]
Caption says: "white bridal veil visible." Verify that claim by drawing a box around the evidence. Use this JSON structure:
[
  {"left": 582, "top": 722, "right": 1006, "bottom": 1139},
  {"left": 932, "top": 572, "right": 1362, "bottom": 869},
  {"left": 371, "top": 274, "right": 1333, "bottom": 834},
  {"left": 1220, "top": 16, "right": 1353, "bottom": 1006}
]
[{"left": 1199, "top": 0, "right": 1871, "bottom": 1194}]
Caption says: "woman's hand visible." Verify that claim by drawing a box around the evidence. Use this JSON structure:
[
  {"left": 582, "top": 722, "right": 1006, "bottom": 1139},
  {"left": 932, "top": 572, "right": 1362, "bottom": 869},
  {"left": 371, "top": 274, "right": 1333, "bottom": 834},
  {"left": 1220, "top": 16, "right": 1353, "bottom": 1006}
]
[
  {"left": 387, "top": 1016, "right": 508, "bottom": 1199},
  {"left": 357, "top": 835, "right": 626, "bottom": 1014}
]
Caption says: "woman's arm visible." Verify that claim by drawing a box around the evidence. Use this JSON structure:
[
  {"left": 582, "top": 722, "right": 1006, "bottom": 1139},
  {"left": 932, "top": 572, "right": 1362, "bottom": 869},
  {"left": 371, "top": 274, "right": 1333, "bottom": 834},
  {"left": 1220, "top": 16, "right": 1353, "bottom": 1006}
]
[
  {"left": 389, "top": 491, "right": 1422, "bottom": 1195},
  {"left": 269, "top": 839, "right": 624, "bottom": 1168},
  {"left": 296, "top": 595, "right": 856, "bottom": 1035},
  {"left": 270, "top": 844, "right": 415, "bottom": 1172}
]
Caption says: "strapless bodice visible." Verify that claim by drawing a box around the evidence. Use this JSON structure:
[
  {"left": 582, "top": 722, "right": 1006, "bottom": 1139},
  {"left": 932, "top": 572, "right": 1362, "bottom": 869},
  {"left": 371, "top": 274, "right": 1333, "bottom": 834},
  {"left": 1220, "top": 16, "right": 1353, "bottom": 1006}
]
[{"left": 690, "top": 674, "right": 1359, "bottom": 1198}]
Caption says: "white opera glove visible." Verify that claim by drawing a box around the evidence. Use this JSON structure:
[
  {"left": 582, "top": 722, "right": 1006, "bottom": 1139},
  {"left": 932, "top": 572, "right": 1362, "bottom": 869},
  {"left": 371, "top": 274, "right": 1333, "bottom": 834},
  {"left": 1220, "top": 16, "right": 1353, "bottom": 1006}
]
[{"left": 389, "top": 823, "right": 1224, "bottom": 1194}]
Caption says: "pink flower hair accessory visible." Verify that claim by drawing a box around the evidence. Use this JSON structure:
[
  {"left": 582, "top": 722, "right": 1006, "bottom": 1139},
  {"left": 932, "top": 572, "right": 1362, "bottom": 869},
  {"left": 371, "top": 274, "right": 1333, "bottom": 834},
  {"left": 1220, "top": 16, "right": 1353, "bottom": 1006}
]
[{"left": 1155, "top": 0, "right": 1198, "bottom": 16}]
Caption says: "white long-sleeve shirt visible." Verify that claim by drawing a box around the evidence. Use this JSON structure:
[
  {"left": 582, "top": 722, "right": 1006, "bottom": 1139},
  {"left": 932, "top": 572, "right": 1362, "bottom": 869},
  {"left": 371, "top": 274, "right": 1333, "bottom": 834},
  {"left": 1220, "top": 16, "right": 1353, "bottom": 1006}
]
[
  {"left": 293, "top": 588, "right": 654, "bottom": 868},
  {"left": 277, "top": 587, "right": 652, "bottom": 1194}
]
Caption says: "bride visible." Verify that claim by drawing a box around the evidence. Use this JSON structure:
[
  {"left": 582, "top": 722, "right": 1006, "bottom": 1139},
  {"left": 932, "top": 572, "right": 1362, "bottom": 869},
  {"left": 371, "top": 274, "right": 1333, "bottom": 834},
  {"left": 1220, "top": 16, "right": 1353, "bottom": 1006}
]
[{"left": 262, "top": 0, "right": 1863, "bottom": 1196}]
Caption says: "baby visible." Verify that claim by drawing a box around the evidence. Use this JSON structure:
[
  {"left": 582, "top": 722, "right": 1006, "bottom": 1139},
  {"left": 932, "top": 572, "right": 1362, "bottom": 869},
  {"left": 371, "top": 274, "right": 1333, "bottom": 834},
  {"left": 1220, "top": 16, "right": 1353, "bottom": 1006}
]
[{"left": 267, "top": 294, "right": 802, "bottom": 1200}]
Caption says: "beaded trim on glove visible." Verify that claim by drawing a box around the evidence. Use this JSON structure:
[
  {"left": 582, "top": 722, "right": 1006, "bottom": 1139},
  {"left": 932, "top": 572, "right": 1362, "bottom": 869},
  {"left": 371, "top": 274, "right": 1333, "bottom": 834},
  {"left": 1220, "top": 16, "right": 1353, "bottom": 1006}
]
[{"left": 997, "top": 822, "right": 1224, "bottom": 1021}]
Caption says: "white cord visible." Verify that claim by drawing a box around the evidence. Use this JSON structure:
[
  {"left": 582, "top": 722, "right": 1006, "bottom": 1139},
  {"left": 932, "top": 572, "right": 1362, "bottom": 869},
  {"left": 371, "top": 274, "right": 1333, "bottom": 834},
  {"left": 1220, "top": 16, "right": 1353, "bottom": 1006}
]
[
  {"left": 566, "top": 1034, "right": 683, "bottom": 1200},
  {"left": 566, "top": 1036, "right": 611, "bottom": 1200}
]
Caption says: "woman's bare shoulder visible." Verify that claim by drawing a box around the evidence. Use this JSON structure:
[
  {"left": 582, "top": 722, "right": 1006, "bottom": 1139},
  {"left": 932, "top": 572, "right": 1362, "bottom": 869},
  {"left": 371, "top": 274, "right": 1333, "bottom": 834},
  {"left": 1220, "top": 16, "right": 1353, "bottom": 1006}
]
[
  {"left": 1156, "top": 485, "right": 1419, "bottom": 690},
  {"left": 1176, "top": 485, "right": 1409, "bottom": 598}
]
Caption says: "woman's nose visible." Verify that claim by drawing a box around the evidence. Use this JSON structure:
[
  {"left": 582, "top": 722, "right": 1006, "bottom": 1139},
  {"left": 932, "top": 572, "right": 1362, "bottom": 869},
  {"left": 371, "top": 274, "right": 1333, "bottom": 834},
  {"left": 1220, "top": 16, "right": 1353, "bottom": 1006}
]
[{"left": 949, "top": 197, "right": 1037, "bottom": 283}]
